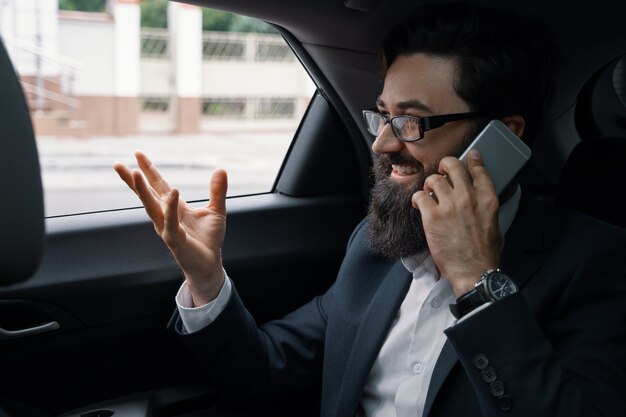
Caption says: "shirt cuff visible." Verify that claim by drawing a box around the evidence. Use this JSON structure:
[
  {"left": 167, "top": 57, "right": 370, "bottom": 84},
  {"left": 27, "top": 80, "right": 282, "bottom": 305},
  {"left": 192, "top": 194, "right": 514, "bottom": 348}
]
[
  {"left": 454, "top": 301, "right": 493, "bottom": 324},
  {"left": 175, "top": 273, "right": 232, "bottom": 334}
]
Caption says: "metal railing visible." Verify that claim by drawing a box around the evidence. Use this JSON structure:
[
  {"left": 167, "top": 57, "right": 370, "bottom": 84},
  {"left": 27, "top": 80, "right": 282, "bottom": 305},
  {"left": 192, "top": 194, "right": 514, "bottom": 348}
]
[
  {"left": 201, "top": 97, "right": 297, "bottom": 119},
  {"left": 140, "top": 29, "right": 294, "bottom": 62},
  {"left": 20, "top": 81, "right": 81, "bottom": 109},
  {"left": 202, "top": 32, "right": 294, "bottom": 62},
  {"left": 141, "top": 28, "right": 168, "bottom": 58},
  {"left": 7, "top": 37, "right": 84, "bottom": 111}
]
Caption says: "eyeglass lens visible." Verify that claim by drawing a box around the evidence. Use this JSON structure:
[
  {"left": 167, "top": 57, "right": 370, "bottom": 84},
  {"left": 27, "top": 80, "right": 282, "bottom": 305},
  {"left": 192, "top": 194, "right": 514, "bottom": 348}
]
[
  {"left": 393, "top": 117, "right": 420, "bottom": 140},
  {"left": 365, "top": 112, "right": 421, "bottom": 141}
]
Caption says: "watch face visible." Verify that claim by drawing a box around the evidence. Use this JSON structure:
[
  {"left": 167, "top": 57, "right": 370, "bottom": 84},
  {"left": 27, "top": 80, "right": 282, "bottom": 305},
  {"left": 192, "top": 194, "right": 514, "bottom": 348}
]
[{"left": 486, "top": 272, "right": 518, "bottom": 300}]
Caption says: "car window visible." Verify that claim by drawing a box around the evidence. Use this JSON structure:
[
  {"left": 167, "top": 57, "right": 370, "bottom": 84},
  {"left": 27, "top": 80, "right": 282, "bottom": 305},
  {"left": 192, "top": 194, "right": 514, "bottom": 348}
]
[{"left": 5, "top": 0, "right": 314, "bottom": 217}]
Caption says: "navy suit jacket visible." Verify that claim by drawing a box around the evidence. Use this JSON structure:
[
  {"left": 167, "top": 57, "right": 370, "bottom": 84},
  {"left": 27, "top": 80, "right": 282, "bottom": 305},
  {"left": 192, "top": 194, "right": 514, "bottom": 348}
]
[{"left": 170, "top": 192, "right": 626, "bottom": 417}]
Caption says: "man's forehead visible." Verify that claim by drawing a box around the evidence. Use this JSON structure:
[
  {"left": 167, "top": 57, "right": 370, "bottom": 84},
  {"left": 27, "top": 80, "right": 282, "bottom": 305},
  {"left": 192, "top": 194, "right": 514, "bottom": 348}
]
[
  {"left": 376, "top": 96, "right": 434, "bottom": 114},
  {"left": 377, "top": 54, "right": 465, "bottom": 114}
]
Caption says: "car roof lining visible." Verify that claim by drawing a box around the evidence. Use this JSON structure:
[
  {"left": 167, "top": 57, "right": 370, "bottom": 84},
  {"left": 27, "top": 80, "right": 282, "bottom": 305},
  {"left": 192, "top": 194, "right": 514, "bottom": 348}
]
[
  {"left": 183, "top": 0, "right": 626, "bottom": 189},
  {"left": 186, "top": 0, "right": 626, "bottom": 123}
]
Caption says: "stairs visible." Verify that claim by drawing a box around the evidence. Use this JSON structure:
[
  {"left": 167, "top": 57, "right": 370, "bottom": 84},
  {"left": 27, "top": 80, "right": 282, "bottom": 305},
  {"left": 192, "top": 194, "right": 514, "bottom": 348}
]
[{"left": 20, "top": 75, "right": 88, "bottom": 137}]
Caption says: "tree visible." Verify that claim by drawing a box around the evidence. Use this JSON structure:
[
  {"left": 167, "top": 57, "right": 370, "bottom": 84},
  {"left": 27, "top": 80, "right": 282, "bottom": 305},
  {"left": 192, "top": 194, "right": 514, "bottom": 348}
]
[
  {"left": 60, "top": 0, "right": 276, "bottom": 33},
  {"left": 140, "top": 0, "right": 168, "bottom": 28},
  {"left": 201, "top": 9, "right": 236, "bottom": 32},
  {"left": 230, "top": 15, "right": 277, "bottom": 34},
  {"left": 59, "top": 0, "right": 106, "bottom": 12}
]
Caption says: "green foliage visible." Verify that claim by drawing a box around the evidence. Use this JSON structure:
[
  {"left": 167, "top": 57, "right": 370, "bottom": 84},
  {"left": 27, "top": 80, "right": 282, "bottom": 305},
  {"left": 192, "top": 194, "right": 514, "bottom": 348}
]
[
  {"left": 202, "top": 10, "right": 276, "bottom": 33},
  {"left": 201, "top": 9, "right": 236, "bottom": 32},
  {"left": 141, "top": 0, "right": 168, "bottom": 29},
  {"left": 59, "top": 0, "right": 276, "bottom": 33},
  {"left": 229, "top": 15, "right": 276, "bottom": 34},
  {"left": 59, "top": 0, "right": 106, "bottom": 12}
]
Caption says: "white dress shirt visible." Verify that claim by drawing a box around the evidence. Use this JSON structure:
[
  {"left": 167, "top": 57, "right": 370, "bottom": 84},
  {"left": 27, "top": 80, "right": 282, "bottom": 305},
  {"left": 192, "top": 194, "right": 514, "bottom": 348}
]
[
  {"left": 358, "top": 253, "right": 456, "bottom": 417},
  {"left": 176, "top": 186, "right": 522, "bottom": 417}
]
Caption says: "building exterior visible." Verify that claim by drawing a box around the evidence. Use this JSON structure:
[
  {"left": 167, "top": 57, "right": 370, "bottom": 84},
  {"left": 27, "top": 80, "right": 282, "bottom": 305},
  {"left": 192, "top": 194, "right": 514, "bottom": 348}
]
[{"left": 0, "top": 0, "right": 314, "bottom": 136}]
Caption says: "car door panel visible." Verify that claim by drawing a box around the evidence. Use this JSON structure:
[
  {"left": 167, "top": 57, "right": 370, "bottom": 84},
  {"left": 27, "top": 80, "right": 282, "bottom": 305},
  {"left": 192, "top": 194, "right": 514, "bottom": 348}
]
[{"left": 0, "top": 89, "right": 368, "bottom": 415}]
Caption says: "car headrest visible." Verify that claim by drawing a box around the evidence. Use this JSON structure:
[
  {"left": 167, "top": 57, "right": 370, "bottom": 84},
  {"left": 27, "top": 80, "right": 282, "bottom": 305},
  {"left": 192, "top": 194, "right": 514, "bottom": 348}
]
[
  {"left": 0, "top": 38, "right": 45, "bottom": 285},
  {"left": 556, "top": 137, "right": 626, "bottom": 228},
  {"left": 576, "top": 55, "right": 626, "bottom": 138}
]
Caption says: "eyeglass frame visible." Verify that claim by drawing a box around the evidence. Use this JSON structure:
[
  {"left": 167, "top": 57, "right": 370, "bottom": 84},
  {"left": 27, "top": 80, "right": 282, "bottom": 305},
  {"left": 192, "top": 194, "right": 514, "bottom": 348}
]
[{"left": 362, "top": 109, "right": 489, "bottom": 142}]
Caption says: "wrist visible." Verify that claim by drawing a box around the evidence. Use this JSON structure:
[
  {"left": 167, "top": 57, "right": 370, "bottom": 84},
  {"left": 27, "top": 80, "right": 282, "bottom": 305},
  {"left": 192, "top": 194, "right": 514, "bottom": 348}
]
[
  {"left": 450, "top": 268, "right": 517, "bottom": 319},
  {"left": 186, "top": 268, "right": 225, "bottom": 307},
  {"left": 451, "top": 265, "right": 498, "bottom": 298}
]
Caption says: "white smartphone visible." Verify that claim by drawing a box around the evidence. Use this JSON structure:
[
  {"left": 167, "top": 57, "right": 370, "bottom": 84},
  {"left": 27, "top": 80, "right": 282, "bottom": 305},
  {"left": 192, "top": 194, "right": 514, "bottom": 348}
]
[{"left": 459, "top": 119, "right": 531, "bottom": 196}]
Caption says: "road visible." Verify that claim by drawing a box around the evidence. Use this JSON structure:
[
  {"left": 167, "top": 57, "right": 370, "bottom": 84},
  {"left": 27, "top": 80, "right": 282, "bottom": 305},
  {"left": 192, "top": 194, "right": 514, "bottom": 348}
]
[{"left": 37, "top": 131, "right": 293, "bottom": 217}]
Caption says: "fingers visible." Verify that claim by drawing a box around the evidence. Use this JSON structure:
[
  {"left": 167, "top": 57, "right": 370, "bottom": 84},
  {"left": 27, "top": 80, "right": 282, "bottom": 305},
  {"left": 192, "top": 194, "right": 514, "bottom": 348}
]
[
  {"left": 438, "top": 156, "right": 472, "bottom": 188},
  {"left": 132, "top": 169, "right": 165, "bottom": 229},
  {"left": 114, "top": 161, "right": 160, "bottom": 201},
  {"left": 466, "top": 149, "right": 497, "bottom": 195},
  {"left": 431, "top": 153, "right": 496, "bottom": 199},
  {"left": 162, "top": 187, "right": 184, "bottom": 247},
  {"left": 113, "top": 162, "right": 136, "bottom": 192},
  {"left": 208, "top": 169, "right": 228, "bottom": 216},
  {"left": 412, "top": 189, "right": 437, "bottom": 210},
  {"left": 135, "top": 150, "right": 171, "bottom": 196},
  {"left": 423, "top": 173, "right": 452, "bottom": 201}
]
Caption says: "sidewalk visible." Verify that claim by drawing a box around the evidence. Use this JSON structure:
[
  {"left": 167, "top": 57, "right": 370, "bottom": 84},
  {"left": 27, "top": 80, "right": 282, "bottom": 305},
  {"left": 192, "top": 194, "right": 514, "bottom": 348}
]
[{"left": 37, "top": 131, "right": 293, "bottom": 216}]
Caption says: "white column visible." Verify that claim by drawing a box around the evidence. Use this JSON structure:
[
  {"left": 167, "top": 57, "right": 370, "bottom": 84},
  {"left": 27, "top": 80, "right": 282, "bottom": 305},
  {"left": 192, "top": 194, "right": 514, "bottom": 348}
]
[
  {"left": 109, "top": 0, "right": 140, "bottom": 134},
  {"left": 168, "top": 1, "right": 202, "bottom": 133},
  {"left": 0, "top": 0, "right": 15, "bottom": 48},
  {"left": 111, "top": 0, "right": 140, "bottom": 97},
  {"left": 1, "top": 0, "right": 59, "bottom": 76}
]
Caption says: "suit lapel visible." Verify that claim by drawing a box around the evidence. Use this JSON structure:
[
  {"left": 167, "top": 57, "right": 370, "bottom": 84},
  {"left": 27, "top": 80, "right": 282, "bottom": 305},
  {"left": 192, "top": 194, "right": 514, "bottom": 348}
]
[
  {"left": 500, "top": 191, "right": 550, "bottom": 288},
  {"left": 423, "top": 340, "right": 457, "bottom": 417},
  {"left": 334, "top": 260, "right": 412, "bottom": 417}
]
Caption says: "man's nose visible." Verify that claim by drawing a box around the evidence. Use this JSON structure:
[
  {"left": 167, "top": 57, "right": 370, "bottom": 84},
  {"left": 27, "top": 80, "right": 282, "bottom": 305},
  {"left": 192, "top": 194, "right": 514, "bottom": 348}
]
[{"left": 371, "top": 123, "right": 404, "bottom": 155}]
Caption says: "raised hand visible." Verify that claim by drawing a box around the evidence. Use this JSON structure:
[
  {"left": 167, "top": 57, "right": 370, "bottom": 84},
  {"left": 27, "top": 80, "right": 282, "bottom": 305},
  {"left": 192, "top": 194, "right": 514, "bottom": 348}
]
[
  {"left": 113, "top": 151, "right": 228, "bottom": 306},
  {"left": 412, "top": 149, "right": 503, "bottom": 298}
]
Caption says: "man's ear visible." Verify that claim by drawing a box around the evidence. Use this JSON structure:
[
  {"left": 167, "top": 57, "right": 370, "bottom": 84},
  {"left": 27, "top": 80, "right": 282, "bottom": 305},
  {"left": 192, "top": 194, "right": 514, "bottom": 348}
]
[{"left": 500, "top": 115, "right": 525, "bottom": 138}]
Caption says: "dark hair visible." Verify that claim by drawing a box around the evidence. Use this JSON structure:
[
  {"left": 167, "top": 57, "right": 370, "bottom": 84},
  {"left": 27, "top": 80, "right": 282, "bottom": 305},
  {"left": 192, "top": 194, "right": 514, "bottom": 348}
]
[{"left": 382, "top": 2, "right": 560, "bottom": 147}]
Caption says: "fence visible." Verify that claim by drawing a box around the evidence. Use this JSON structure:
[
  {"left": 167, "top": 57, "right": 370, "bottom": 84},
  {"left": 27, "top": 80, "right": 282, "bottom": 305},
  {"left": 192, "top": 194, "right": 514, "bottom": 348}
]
[
  {"left": 140, "top": 28, "right": 169, "bottom": 58},
  {"left": 141, "top": 28, "right": 294, "bottom": 62},
  {"left": 141, "top": 97, "right": 298, "bottom": 120},
  {"left": 140, "top": 28, "right": 302, "bottom": 123}
]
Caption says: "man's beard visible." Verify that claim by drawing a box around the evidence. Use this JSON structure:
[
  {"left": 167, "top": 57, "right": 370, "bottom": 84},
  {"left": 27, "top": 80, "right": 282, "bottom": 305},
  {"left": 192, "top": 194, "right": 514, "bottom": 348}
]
[
  {"left": 367, "top": 137, "right": 474, "bottom": 260},
  {"left": 367, "top": 154, "right": 432, "bottom": 259}
]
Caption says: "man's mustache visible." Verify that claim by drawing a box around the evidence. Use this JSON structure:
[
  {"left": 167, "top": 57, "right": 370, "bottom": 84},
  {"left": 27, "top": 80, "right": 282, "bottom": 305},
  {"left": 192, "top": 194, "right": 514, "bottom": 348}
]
[{"left": 375, "top": 153, "right": 424, "bottom": 173}]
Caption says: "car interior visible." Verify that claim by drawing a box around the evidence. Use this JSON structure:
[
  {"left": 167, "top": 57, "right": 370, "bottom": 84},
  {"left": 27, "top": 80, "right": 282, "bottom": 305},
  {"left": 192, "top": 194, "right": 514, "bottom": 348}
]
[{"left": 0, "top": 0, "right": 624, "bottom": 416}]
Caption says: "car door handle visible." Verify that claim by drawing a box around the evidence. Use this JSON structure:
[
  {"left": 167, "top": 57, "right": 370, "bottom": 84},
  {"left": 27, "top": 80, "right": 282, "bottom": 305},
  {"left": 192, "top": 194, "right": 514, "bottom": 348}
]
[{"left": 0, "top": 320, "right": 60, "bottom": 341}]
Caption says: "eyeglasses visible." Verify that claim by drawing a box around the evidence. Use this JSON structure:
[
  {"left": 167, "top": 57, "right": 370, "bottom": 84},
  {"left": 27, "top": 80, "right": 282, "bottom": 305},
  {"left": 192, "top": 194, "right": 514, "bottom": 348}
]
[{"left": 362, "top": 109, "right": 487, "bottom": 142}]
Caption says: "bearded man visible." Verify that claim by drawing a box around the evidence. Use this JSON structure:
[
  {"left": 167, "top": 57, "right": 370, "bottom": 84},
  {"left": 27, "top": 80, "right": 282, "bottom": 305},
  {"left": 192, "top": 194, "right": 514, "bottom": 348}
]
[{"left": 115, "top": 3, "right": 626, "bottom": 417}]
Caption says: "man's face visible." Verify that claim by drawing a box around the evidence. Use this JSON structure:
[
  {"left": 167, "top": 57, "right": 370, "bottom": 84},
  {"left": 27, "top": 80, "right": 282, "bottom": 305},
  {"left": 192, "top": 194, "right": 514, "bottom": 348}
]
[{"left": 367, "top": 53, "right": 476, "bottom": 259}]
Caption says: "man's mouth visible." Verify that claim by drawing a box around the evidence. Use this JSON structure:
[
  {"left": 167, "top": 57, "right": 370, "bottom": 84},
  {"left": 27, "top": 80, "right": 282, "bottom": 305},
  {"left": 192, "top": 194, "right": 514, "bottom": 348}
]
[{"left": 391, "top": 164, "right": 420, "bottom": 176}]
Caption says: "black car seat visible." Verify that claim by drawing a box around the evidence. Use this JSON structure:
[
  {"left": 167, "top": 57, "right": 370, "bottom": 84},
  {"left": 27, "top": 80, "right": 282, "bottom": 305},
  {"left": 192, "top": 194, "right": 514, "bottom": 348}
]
[
  {"left": 557, "top": 55, "right": 626, "bottom": 228},
  {"left": 556, "top": 137, "right": 626, "bottom": 228},
  {"left": 0, "top": 36, "right": 48, "bottom": 417},
  {"left": 0, "top": 38, "right": 45, "bottom": 286}
]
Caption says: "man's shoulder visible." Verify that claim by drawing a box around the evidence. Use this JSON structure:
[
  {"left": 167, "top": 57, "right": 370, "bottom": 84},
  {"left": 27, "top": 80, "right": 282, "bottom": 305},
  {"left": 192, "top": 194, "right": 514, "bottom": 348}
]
[
  {"left": 346, "top": 217, "right": 369, "bottom": 249},
  {"left": 341, "top": 217, "right": 399, "bottom": 274},
  {"left": 519, "top": 190, "right": 626, "bottom": 260},
  {"left": 557, "top": 207, "right": 626, "bottom": 254}
]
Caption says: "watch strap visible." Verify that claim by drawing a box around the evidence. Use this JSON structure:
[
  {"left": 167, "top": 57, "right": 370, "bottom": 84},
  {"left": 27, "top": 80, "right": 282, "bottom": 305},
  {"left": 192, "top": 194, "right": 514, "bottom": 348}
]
[{"left": 450, "top": 284, "right": 490, "bottom": 319}]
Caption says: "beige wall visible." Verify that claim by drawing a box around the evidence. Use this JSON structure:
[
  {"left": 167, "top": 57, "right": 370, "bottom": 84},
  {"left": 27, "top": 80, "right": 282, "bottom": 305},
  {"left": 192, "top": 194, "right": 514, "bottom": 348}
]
[
  {"left": 76, "top": 96, "right": 139, "bottom": 135},
  {"left": 175, "top": 97, "right": 201, "bottom": 134}
]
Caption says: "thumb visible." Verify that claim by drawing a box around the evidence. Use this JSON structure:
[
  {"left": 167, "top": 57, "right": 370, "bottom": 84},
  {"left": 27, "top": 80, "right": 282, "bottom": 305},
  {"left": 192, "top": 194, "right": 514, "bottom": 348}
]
[
  {"left": 466, "top": 148, "right": 483, "bottom": 169},
  {"left": 209, "top": 169, "right": 228, "bottom": 215},
  {"left": 466, "top": 148, "right": 497, "bottom": 194}
]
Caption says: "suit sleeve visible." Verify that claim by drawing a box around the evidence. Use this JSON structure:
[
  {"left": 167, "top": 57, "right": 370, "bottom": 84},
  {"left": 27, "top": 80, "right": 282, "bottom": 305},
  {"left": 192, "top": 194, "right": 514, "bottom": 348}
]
[
  {"left": 167, "top": 218, "right": 368, "bottom": 408},
  {"left": 445, "top": 220, "right": 626, "bottom": 417}
]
